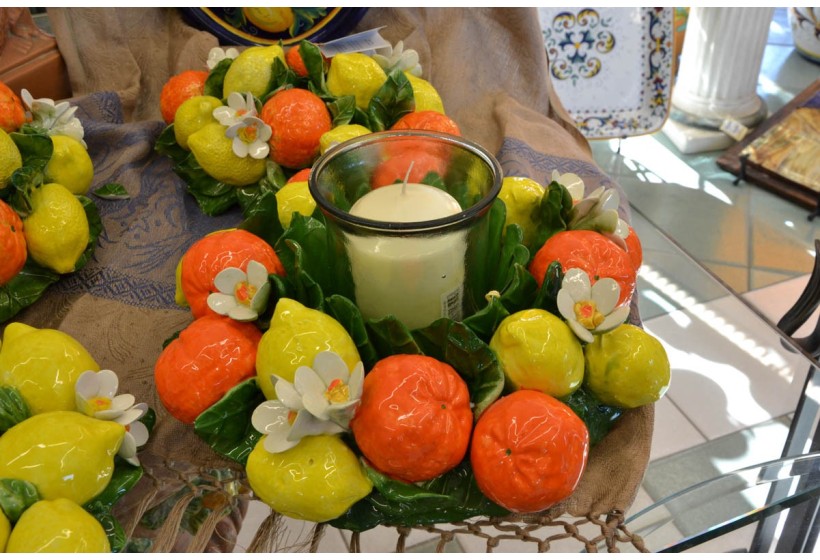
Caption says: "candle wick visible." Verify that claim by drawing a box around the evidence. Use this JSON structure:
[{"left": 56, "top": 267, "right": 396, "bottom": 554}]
[{"left": 402, "top": 161, "right": 415, "bottom": 195}]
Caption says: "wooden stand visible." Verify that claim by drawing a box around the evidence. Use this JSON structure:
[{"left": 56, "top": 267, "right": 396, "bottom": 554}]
[{"left": 0, "top": 8, "right": 72, "bottom": 101}]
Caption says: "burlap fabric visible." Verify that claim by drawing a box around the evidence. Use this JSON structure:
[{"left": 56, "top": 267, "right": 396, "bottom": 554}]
[{"left": 5, "top": 7, "right": 653, "bottom": 552}]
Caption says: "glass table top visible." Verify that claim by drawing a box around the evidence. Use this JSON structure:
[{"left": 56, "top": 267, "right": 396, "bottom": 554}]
[{"left": 619, "top": 205, "right": 820, "bottom": 553}]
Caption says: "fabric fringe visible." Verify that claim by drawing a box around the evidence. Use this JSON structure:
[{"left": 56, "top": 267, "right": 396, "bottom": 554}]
[{"left": 149, "top": 492, "right": 198, "bottom": 553}]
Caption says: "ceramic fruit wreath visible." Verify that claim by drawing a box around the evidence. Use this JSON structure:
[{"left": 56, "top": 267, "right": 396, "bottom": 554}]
[
  {"left": 153, "top": 34, "right": 671, "bottom": 526},
  {"left": 0, "top": 80, "right": 118, "bottom": 323},
  {"left": 154, "top": 34, "right": 459, "bottom": 219},
  {"left": 0, "top": 322, "right": 155, "bottom": 552}
]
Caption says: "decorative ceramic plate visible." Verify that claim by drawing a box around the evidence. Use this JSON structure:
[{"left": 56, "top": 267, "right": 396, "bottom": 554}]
[
  {"left": 539, "top": 7, "right": 674, "bottom": 139},
  {"left": 180, "top": 7, "right": 368, "bottom": 47}
]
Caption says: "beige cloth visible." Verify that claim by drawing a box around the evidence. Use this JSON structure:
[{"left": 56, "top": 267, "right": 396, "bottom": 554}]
[
  {"left": 8, "top": 7, "right": 652, "bottom": 552},
  {"left": 47, "top": 7, "right": 217, "bottom": 121}
]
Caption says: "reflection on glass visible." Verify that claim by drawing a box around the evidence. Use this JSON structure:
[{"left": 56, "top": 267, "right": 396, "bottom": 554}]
[{"left": 617, "top": 451, "right": 820, "bottom": 552}]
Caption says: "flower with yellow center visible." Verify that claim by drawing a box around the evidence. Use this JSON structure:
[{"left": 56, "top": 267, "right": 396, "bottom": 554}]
[
  {"left": 556, "top": 268, "right": 630, "bottom": 343},
  {"left": 207, "top": 260, "right": 271, "bottom": 321},
  {"left": 213, "top": 91, "right": 257, "bottom": 127},
  {"left": 74, "top": 369, "right": 150, "bottom": 466},
  {"left": 226, "top": 115, "right": 271, "bottom": 159},
  {"left": 251, "top": 351, "right": 364, "bottom": 454}
]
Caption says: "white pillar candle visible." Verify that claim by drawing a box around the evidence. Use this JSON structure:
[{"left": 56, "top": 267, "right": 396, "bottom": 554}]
[{"left": 346, "top": 182, "right": 467, "bottom": 330}]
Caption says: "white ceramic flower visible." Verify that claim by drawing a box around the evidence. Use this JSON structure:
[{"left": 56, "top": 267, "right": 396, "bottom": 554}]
[
  {"left": 551, "top": 169, "right": 585, "bottom": 201},
  {"left": 251, "top": 385, "right": 345, "bottom": 454},
  {"left": 225, "top": 115, "right": 271, "bottom": 159},
  {"left": 206, "top": 46, "right": 240, "bottom": 70},
  {"left": 294, "top": 351, "right": 364, "bottom": 427},
  {"left": 250, "top": 351, "right": 364, "bottom": 454},
  {"left": 213, "top": 91, "right": 257, "bottom": 127},
  {"left": 372, "top": 40, "right": 422, "bottom": 76},
  {"left": 568, "top": 185, "right": 630, "bottom": 242},
  {"left": 74, "top": 369, "right": 150, "bottom": 466},
  {"left": 556, "top": 268, "right": 630, "bottom": 343},
  {"left": 118, "top": 416, "right": 150, "bottom": 467},
  {"left": 207, "top": 260, "right": 271, "bottom": 321},
  {"left": 20, "top": 88, "right": 85, "bottom": 146}
]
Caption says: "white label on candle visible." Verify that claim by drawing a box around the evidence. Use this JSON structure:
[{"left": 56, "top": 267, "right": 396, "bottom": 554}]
[{"left": 346, "top": 183, "right": 466, "bottom": 330}]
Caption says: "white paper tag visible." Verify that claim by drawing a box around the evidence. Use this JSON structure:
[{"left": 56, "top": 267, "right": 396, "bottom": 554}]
[
  {"left": 720, "top": 118, "right": 750, "bottom": 142},
  {"left": 318, "top": 27, "right": 391, "bottom": 57},
  {"left": 441, "top": 285, "right": 464, "bottom": 321}
]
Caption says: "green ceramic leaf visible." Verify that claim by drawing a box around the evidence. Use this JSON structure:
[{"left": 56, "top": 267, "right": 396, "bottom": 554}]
[
  {"left": 327, "top": 95, "right": 356, "bottom": 127},
  {"left": 531, "top": 180, "right": 573, "bottom": 253},
  {"left": 85, "top": 510, "right": 126, "bottom": 553},
  {"left": 363, "top": 462, "right": 454, "bottom": 503},
  {"left": 330, "top": 461, "right": 507, "bottom": 532},
  {"left": 0, "top": 386, "right": 30, "bottom": 433},
  {"left": 532, "top": 260, "right": 564, "bottom": 316},
  {"left": 84, "top": 457, "right": 144, "bottom": 513},
  {"left": 10, "top": 131, "right": 53, "bottom": 171},
  {"left": 412, "top": 318, "right": 504, "bottom": 418},
  {"left": 0, "top": 260, "right": 60, "bottom": 323},
  {"left": 561, "top": 386, "right": 623, "bottom": 446},
  {"left": 0, "top": 478, "right": 40, "bottom": 523},
  {"left": 170, "top": 152, "right": 238, "bottom": 216},
  {"left": 366, "top": 316, "right": 422, "bottom": 358},
  {"left": 299, "top": 40, "right": 327, "bottom": 93},
  {"left": 462, "top": 296, "right": 510, "bottom": 343},
  {"left": 324, "top": 294, "right": 380, "bottom": 370},
  {"left": 154, "top": 124, "right": 188, "bottom": 162},
  {"left": 366, "top": 68, "right": 414, "bottom": 132},
  {"left": 93, "top": 183, "right": 130, "bottom": 200},
  {"left": 73, "top": 195, "right": 103, "bottom": 272},
  {"left": 204, "top": 57, "right": 232, "bottom": 99},
  {"left": 464, "top": 199, "right": 505, "bottom": 314},
  {"left": 194, "top": 378, "right": 265, "bottom": 465}
]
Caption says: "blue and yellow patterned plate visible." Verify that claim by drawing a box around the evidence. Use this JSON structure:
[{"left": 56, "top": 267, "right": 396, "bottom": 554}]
[
  {"left": 181, "top": 7, "right": 368, "bottom": 47},
  {"left": 539, "top": 7, "right": 674, "bottom": 139}
]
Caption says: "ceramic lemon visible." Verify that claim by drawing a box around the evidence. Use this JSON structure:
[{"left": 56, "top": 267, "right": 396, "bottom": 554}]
[
  {"left": 490, "top": 308, "right": 584, "bottom": 398},
  {"left": 0, "top": 411, "right": 124, "bottom": 505},
  {"left": 0, "top": 322, "right": 99, "bottom": 414},
  {"left": 6, "top": 498, "right": 110, "bottom": 553},
  {"left": 255, "top": 298, "right": 360, "bottom": 400},
  {"left": 246, "top": 435, "right": 372, "bottom": 522}
]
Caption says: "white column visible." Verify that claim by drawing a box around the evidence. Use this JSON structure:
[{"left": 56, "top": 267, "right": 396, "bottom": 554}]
[{"left": 671, "top": 7, "right": 774, "bottom": 127}]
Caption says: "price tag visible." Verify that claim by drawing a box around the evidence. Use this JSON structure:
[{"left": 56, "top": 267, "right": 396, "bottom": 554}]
[
  {"left": 720, "top": 118, "right": 750, "bottom": 142},
  {"left": 318, "top": 27, "right": 391, "bottom": 57}
]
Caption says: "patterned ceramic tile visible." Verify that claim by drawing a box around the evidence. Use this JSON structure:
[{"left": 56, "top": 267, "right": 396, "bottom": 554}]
[{"left": 539, "top": 7, "right": 674, "bottom": 139}]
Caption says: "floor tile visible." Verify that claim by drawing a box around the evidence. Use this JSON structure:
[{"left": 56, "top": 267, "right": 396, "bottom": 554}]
[
  {"left": 742, "top": 273, "right": 817, "bottom": 336},
  {"left": 649, "top": 396, "right": 707, "bottom": 461},
  {"left": 749, "top": 268, "right": 806, "bottom": 292},
  {"left": 643, "top": 297, "right": 809, "bottom": 440},
  {"left": 751, "top": 219, "right": 818, "bottom": 275},
  {"left": 693, "top": 260, "right": 750, "bottom": 294}
]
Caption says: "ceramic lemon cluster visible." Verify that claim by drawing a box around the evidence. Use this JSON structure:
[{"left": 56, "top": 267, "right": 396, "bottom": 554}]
[
  {"left": 0, "top": 82, "right": 106, "bottom": 324},
  {"left": 0, "top": 323, "right": 152, "bottom": 553}
]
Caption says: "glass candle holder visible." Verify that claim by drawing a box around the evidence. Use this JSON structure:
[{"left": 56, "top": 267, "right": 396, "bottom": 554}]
[{"left": 309, "top": 130, "right": 502, "bottom": 330}]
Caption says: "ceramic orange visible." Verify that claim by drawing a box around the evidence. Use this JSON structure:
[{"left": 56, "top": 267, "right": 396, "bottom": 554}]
[
  {"left": 350, "top": 354, "right": 472, "bottom": 482},
  {"left": 179, "top": 228, "right": 284, "bottom": 318},
  {"left": 530, "top": 229, "right": 637, "bottom": 306},
  {"left": 154, "top": 315, "right": 262, "bottom": 423},
  {"left": 470, "top": 389, "right": 589, "bottom": 513}
]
